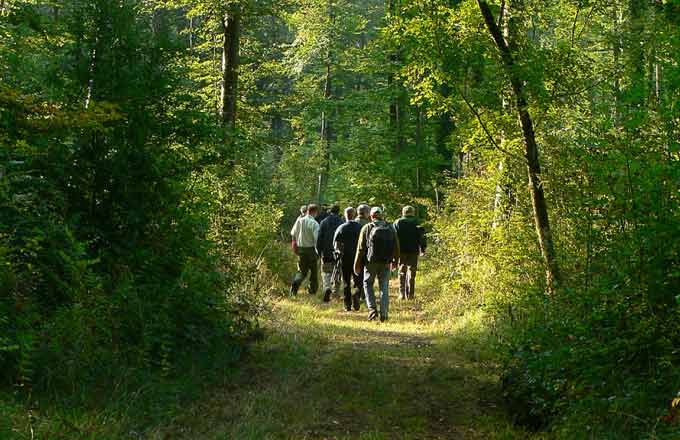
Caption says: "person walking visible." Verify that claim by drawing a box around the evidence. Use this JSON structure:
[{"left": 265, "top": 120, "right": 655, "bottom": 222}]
[
  {"left": 354, "top": 206, "right": 400, "bottom": 322},
  {"left": 333, "top": 207, "right": 363, "bottom": 311},
  {"left": 354, "top": 204, "right": 371, "bottom": 302},
  {"left": 394, "top": 205, "right": 427, "bottom": 300},
  {"left": 298, "top": 205, "right": 308, "bottom": 220},
  {"left": 290, "top": 205, "right": 308, "bottom": 237},
  {"left": 316, "top": 204, "right": 344, "bottom": 302},
  {"left": 316, "top": 204, "right": 330, "bottom": 223},
  {"left": 290, "top": 204, "right": 320, "bottom": 296},
  {"left": 356, "top": 204, "right": 370, "bottom": 226}
]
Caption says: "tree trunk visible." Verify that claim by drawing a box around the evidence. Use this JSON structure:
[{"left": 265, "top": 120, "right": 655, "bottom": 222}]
[
  {"left": 85, "top": 37, "right": 99, "bottom": 109},
  {"left": 317, "top": 0, "right": 334, "bottom": 203},
  {"left": 477, "top": 0, "right": 560, "bottom": 292},
  {"left": 436, "top": 83, "right": 454, "bottom": 173},
  {"left": 628, "top": 0, "right": 646, "bottom": 105},
  {"left": 387, "top": 0, "right": 404, "bottom": 152},
  {"left": 317, "top": 58, "right": 332, "bottom": 203},
  {"left": 189, "top": 15, "right": 194, "bottom": 50},
  {"left": 613, "top": 6, "right": 622, "bottom": 120},
  {"left": 220, "top": 9, "right": 240, "bottom": 129},
  {"left": 415, "top": 107, "right": 423, "bottom": 195}
]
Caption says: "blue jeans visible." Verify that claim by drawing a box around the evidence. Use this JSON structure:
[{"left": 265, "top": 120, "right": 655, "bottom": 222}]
[{"left": 363, "top": 263, "right": 390, "bottom": 319}]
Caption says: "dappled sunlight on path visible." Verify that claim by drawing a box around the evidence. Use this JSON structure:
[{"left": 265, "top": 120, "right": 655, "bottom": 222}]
[{"left": 153, "top": 286, "right": 532, "bottom": 440}]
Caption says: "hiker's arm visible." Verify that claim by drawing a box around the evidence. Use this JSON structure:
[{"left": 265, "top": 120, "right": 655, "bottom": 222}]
[
  {"left": 354, "top": 226, "right": 367, "bottom": 276},
  {"left": 290, "top": 219, "right": 300, "bottom": 255},
  {"left": 312, "top": 222, "right": 320, "bottom": 255},
  {"left": 315, "top": 224, "right": 323, "bottom": 256},
  {"left": 333, "top": 227, "right": 344, "bottom": 254}
]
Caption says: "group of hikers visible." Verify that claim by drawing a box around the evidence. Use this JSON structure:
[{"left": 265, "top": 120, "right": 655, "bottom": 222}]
[{"left": 289, "top": 203, "right": 427, "bottom": 322}]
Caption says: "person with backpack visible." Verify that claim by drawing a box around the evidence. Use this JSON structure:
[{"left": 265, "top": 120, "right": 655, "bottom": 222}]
[
  {"left": 354, "top": 206, "right": 400, "bottom": 322},
  {"left": 316, "top": 204, "right": 344, "bottom": 302},
  {"left": 333, "top": 207, "right": 363, "bottom": 311},
  {"left": 354, "top": 204, "right": 371, "bottom": 302},
  {"left": 290, "top": 204, "right": 320, "bottom": 296},
  {"left": 394, "top": 205, "right": 427, "bottom": 300},
  {"left": 316, "top": 204, "right": 330, "bottom": 224},
  {"left": 356, "top": 204, "right": 370, "bottom": 226}
]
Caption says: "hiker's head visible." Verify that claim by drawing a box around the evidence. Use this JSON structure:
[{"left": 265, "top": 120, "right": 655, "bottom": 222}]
[
  {"left": 402, "top": 205, "right": 415, "bottom": 217},
  {"left": 330, "top": 204, "right": 340, "bottom": 215},
  {"left": 300, "top": 205, "right": 308, "bottom": 216},
  {"left": 344, "top": 207, "right": 356, "bottom": 221},
  {"left": 307, "top": 204, "right": 319, "bottom": 216},
  {"left": 370, "top": 206, "right": 383, "bottom": 220},
  {"left": 357, "top": 204, "right": 370, "bottom": 219}
]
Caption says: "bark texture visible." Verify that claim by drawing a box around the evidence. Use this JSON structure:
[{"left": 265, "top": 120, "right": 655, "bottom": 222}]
[
  {"left": 220, "top": 9, "right": 240, "bottom": 129},
  {"left": 477, "top": 0, "right": 561, "bottom": 292}
]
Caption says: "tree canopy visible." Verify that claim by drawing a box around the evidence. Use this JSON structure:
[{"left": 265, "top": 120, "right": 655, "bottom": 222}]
[{"left": 2, "top": 0, "right": 680, "bottom": 437}]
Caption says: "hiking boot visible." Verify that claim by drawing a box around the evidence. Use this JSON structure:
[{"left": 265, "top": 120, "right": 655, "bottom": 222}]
[
  {"left": 344, "top": 296, "right": 352, "bottom": 311},
  {"left": 380, "top": 314, "right": 387, "bottom": 323},
  {"left": 323, "top": 289, "right": 331, "bottom": 302},
  {"left": 352, "top": 292, "right": 361, "bottom": 311},
  {"left": 367, "top": 309, "right": 378, "bottom": 321}
]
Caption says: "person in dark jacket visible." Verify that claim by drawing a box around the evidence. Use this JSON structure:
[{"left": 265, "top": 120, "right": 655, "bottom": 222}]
[
  {"left": 316, "top": 204, "right": 330, "bottom": 223},
  {"left": 316, "top": 204, "right": 344, "bottom": 302},
  {"left": 333, "top": 207, "right": 363, "bottom": 311},
  {"left": 393, "top": 205, "right": 427, "bottom": 300}
]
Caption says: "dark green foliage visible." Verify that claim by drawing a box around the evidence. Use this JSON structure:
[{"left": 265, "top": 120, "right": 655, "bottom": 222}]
[{"left": 0, "top": 0, "right": 266, "bottom": 397}]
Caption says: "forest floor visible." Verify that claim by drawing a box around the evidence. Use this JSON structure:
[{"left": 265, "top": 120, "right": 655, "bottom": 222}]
[{"left": 151, "top": 281, "right": 539, "bottom": 440}]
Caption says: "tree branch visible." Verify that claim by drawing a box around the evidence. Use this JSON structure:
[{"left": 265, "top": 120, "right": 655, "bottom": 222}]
[{"left": 454, "top": 84, "right": 517, "bottom": 158}]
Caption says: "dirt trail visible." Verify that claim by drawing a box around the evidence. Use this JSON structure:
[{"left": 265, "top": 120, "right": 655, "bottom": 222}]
[{"left": 153, "top": 287, "right": 527, "bottom": 440}]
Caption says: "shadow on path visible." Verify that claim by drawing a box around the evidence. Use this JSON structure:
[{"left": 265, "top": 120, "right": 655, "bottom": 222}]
[{"left": 154, "top": 293, "right": 526, "bottom": 440}]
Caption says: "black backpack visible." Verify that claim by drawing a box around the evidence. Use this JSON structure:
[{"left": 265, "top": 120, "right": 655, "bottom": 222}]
[{"left": 366, "top": 223, "right": 396, "bottom": 264}]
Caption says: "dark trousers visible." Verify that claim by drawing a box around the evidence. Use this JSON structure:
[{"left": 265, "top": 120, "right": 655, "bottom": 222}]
[
  {"left": 398, "top": 253, "right": 419, "bottom": 299},
  {"left": 341, "top": 260, "right": 362, "bottom": 309},
  {"left": 291, "top": 247, "right": 318, "bottom": 294}
]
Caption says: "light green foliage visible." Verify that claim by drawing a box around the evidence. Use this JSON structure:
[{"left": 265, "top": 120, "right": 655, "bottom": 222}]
[{"left": 393, "top": 0, "right": 680, "bottom": 437}]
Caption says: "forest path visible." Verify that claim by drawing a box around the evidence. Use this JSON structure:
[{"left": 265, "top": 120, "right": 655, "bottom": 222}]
[{"left": 156, "top": 283, "right": 530, "bottom": 439}]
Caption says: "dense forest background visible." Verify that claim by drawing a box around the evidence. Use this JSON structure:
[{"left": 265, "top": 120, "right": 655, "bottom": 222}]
[{"left": 2, "top": 0, "right": 680, "bottom": 438}]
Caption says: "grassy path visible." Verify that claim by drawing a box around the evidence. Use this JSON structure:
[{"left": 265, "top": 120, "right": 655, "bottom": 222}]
[{"left": 154, "top": 284, "right": 535, "bottom": 440}]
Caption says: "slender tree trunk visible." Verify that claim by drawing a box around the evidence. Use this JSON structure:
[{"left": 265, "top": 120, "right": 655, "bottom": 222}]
[
  {"left": 317, "top": 61, "right": 332, "bottom": 203},
  {"left": 415, "top": 107, "right": 423, "bottom": 195},
  {"left": 387, "top": 0, "right": 404, "bottom": 152},
  {"left": 477, "top": 0, "right": 561, "bottom": 292},
  {"left": 220, "top": 8, "right": 240, "bottom": 129},
  {"left": 628, "top": 0, "right": 646, "bottom": 104},
  {"left": 189, "top": 15, "right": 194, "bottom": 50},
  {"left": 612, "top": 6, "right": 622, "bottom": 120},
  {"left": 85, "top": 37, "right": 98, "bottom": 109},
  {"left": 435, "top": 85, "right": 454, "bottom": 173},
  {"left": 317, "top": 0, "right": 334, "bottom": 203}
]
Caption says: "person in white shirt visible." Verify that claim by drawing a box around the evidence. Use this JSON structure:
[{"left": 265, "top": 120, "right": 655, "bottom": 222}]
[{"left": 290, "top": 204, "right": 320, "bottom": 296}]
